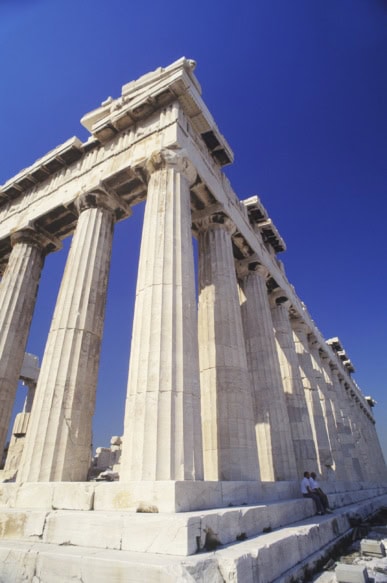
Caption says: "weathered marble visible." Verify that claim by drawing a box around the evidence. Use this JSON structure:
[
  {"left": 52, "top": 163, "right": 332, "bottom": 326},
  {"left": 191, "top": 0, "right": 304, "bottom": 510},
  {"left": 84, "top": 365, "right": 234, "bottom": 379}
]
[
  {"left": 318, "top": 352, "right": 348, "bottom": 480},
  {"left": 0, "top": 229, "right": 57, "bottom": 457},
  {"left": 197, "top": 216, "right": 259, "bottom": 481},
  {"left": 270, "top": 291, "right": 318, "bottom": 475},
  {"left": 239, "top": 263, "right": 297, "bottom": 481},
  {"left": 0, "top": 57, "right": 386, "bottom": 583},
  {"left": 291, "top": 318, "right": 333, "bottom": 477},
  {"left": 120, "top": 148, "right": 203, "bottom": 482},
  {"left": 330, "top": 366, "right": 363, "bottom": 481},
  {"left": 17, "top": 191, "right": 127, "bottom": 482}
]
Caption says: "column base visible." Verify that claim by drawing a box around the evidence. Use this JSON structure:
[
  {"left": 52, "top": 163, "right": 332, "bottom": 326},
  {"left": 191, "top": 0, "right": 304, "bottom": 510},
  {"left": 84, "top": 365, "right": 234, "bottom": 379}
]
[
  {"left": 1, "top": 479, "right": 385, "bottom": 513},
  {"left": 0, "top": 479, "right": 302, "bottom": 512}
]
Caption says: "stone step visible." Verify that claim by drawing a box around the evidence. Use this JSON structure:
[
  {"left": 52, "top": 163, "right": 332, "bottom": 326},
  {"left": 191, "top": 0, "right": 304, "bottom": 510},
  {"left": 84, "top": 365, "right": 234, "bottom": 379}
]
[
  {"left": 1, "top": 494, "right": 387, "bottom": 583},
  {"left": 0, "top": 486, "right": 385, "bottom": 557},
  {"left": 0, "top": 497, "right": 315, "bottom": 557},
  {"left": 1, "top": 480, "right": 385, "bottom": 513}
]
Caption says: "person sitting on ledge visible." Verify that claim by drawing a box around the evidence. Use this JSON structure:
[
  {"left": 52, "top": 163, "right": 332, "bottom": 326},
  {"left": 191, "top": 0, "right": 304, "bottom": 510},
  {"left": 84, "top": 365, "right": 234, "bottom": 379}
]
[
  {"left": 301, "top": 471, "right": 325, "bottom": 515},
  {"left": 309, "top": 472, "right": 333, "bottom": 513}
]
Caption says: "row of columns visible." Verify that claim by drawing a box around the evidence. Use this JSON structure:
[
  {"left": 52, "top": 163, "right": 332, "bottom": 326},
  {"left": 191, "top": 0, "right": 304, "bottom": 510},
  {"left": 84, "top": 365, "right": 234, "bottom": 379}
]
[{"left": 0, "top": 148, "right": 385, "bottom": 484}]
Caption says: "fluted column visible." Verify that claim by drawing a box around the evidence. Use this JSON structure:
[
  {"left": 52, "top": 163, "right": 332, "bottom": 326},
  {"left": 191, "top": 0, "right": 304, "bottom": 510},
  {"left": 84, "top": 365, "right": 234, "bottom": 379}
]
[
  {"left": 291, "top": 319, "right": 333, "bottom": 476},
  {"left": 239, "top": 263, "right": 297, "bottom": 481},
  {"left": 318, "top": 353, "right": 347, "bottom": 480},
  {"left": 120, "top": 148, "right": 204, "bottom": 482},
  {"left": 18, "top": 190, "right": 126, "bottom": 482},
  {"left": 362, "top": 410, "right": 387, "bottom": 481},
  {"left": 346, "top": 388, "right": 378, "bottom": 480},
  {"left": 0, "top": 228, "right": 58, "bottom": 457},
  {"left": 197, "top": 215, "right": 259, "bottom": 481},
  {"left": 270, "top": 290, "right": 318, "bottom": 475},
  {"left": 330, "top": 368, "right": 362, "bottom": 481}
]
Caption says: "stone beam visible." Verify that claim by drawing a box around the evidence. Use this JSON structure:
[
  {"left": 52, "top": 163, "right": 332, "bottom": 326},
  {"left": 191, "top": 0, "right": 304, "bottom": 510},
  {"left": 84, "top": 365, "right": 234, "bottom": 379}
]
[{"left": 0, "top": 107, "right": 180, "bottom": 264}]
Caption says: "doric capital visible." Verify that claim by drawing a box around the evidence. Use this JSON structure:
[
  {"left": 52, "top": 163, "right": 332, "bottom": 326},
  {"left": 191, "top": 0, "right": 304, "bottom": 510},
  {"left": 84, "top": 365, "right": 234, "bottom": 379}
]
[
  {"left": 329, "top": 362, "right": 338, "bottom": 373},
  {"left": 145, "top": 148, "right": 197, "bottom": 185},
  {"left": 290, "top": 316, "right": 310, "bottom": 336},
  {"left": 10, "top": 226, "right": 61, "bottom": 255},
  {"left": 75, "top": 189, "right": 131, "bottom": 221},
  {"left": 236, "top": 259, "right": 269, "bottom": 280},
  {"left": 308, "top": 335, "right": 320, "bottom": 350},
  {"left": 195, "top": 213, "right": 236, "bottom": 236},
  {"left": 268, "top": 287, "right": 290, "bottom": 309}
]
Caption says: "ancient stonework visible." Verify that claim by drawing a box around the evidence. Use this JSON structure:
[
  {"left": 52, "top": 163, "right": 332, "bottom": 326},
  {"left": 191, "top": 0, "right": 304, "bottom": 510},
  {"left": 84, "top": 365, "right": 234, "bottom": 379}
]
[{"left": 0, "top": 58, "right": 386, "bottom": 582}]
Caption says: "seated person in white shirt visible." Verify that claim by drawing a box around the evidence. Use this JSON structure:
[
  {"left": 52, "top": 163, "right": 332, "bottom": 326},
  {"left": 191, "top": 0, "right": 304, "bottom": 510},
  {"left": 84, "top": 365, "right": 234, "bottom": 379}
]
[{"left": 301, "top": 471, "right": 325, "bottom": 515}]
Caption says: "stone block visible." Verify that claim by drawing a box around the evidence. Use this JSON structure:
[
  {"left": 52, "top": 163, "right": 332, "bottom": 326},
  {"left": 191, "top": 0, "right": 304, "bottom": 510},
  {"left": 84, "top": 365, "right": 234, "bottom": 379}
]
[
  {"left": 0, "top": 543, "right": 37, "bottom": 582},
  {"left": 52, "top": 482, "right": 94, "bottom": 510},
  {"left": 0, "top": 510, "right": 47, "bottom": 540},
  {"left": 94, "top": 481, "right": 174, "bottom": 512},
  {"left": 43, "top": 511, "right": 122, "bottom": 549},
  {"left": 360, "top": 538, "right": 386, "bottom": 557},
  {"left": 16, "top": 483, "right": 54, "bottom": 508},
  {"left": 121, "top": 513, "right": 200, "bottom": 556},
  {"left": 220, "top": 481, "right": 261, "bottom": 507},
  {"left": 0, "top": 483, "right": 18, "bottom": 508},
  {"left": 335, "top": 563, "right": 370, "bottom": 583},
  {"left": 175, "top": 480, "right": 222, "bottom": 511}
]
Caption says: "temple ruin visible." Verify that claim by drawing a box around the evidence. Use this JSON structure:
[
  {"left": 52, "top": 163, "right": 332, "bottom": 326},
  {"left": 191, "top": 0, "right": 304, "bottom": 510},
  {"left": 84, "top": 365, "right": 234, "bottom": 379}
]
[{"left": 0, "top": 58, "right": 386, "bottom": 582}]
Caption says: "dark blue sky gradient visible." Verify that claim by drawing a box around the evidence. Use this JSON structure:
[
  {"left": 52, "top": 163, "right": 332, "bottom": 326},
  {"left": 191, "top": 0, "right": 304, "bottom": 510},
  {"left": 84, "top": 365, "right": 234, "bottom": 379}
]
[{"left": 1, "top": 0, "right": 386, "bottom": 461}]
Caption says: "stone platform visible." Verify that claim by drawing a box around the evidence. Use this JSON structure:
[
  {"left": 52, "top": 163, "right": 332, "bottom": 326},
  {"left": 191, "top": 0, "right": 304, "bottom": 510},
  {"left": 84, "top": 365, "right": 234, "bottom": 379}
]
[
  {"left": 0, "top": 481, "right": 386, "bottom": 581},
  {"left": 0, "top": 479, "right": 301, "bottom": 513}
]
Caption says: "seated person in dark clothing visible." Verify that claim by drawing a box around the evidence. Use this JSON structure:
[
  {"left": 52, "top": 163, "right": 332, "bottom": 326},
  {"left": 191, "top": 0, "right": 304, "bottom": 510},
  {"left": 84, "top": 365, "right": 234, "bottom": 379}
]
[
  {"left": 309, "top": 472, "right": 333, "bottom": 513},
  {"left": 300, "top": 471, "right": 324, "bottom": 515}
]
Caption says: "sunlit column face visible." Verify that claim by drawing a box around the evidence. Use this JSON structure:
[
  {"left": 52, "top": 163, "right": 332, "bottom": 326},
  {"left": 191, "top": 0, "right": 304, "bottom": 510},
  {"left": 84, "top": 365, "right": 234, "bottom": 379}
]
[
  {"left": 0, "top": 229, "right": 50, "bottom": 463},
  {"left": 239, "top": 265, "right": 298, "bottom": 481},
  {"left": 17, "top": 191, "right": 126, "bottom": 483},
  {"left": 270, "top": 294, "right": 318, "bottom": 475},
  {"left": 197, "top": 216, "right": 259, "bottom": 482},
  {"left": 120, "top": 149, "right": 203, "bottom": 482}
]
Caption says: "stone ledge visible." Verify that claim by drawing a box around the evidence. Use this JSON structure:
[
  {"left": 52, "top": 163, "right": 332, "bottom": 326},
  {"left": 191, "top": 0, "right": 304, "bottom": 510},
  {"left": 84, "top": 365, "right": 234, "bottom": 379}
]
[
  {"left": 1, "top": 490, "right": 387, "bottom": 558},
  {"left": 1, "top": 495, "right": 387, "bottom": 582},
  {"left": 0, "top": 497, "right": 315, "bottom": 556},
  {"left": 1, "top": 480, "right": 385, "bottom": 513}
]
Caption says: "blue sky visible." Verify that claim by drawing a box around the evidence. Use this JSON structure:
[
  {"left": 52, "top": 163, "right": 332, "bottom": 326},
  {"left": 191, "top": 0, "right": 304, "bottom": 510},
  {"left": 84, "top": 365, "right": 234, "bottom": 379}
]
[{"left": 1, "top": 0, "right": 386, "bottom": 463}]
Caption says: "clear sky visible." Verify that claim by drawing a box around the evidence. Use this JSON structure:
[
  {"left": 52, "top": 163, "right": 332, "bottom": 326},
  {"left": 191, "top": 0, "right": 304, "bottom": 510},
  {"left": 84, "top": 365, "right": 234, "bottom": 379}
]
[{"left": 1, "top": 0, "right": 386, "bottom": 464}]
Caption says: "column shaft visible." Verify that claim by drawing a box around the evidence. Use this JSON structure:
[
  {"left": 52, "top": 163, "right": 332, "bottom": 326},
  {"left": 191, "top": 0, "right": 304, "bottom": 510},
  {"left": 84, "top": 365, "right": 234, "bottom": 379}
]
[
  {"left": 347, "top": 393, "right": 369, "bottom": 480},
  {"left": 18, "top": 193, "right": 116, "bottom": 482},
  {"left": 0, "top": 231, "right": 46, "bottom": 456},
  {"left": 270, "top": 297, "right": 318, "bottom": 475},
  {"left": 292, "top": 322, "right": 333, "bottom": 476},
  {"left": 120, "top": 150, "right": 203, "bottom": 481},
  {"left": 318, "top": 355, "right": 347, "bottom": 480},
  {"left": 331, "top": 370, "right": 363, "bottom": 481},
  {"left": 198, "top": 219, "right": 259, "bottom": 481},
  {"left": 240, "top": 267, "right": 297, "bottom": 480}
]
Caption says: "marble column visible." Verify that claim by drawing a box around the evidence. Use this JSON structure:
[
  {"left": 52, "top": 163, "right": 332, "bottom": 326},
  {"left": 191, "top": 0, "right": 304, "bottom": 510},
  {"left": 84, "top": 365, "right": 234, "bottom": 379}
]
[
  {"left": 197, "top": 215, "right": 259, "bottom": 481},
  {"left": 346, "top": 388, "right": 371, "bottom": 480},
  {"left": 330, "top": 367, "right": 362, "bottom": 481},
  {"left": 291, "top": 319, "right": 333, "bottom": 477},
  {"left": 0, "top": 228, "right": 58, "bottom": 458},
  {"left": 120, "top": 148, "right": 204, "bottom": 482},
  {"left": 239, "top": 263, "right": 297, "bottom": 481},
  {"left": 346, "top": 387, "right": 380, "bottom": 481},
  {"left": 318, "top": 353, "right": 347, "bottom": 480},
  {"left": 363, "top": 411, "right": 387, "bottom": 481},
  {"left": 18, "top": 190, "right": 126, "bottom": 483},
  {"left": 270, "top": 290, "right": 318, "bottom": 475}
]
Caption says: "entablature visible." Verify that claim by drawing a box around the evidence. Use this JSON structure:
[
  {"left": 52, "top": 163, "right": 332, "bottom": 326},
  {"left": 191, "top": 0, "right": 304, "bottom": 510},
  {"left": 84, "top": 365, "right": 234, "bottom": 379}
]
[
  {"left": 0, "top": 138, "right": 84, "bottom": 207},
  {"left": 243, "top": 195, "right": 286, "bottom": 253},
  {"left": 80, "top": 57, "right": 233, "bottom": 168}
]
